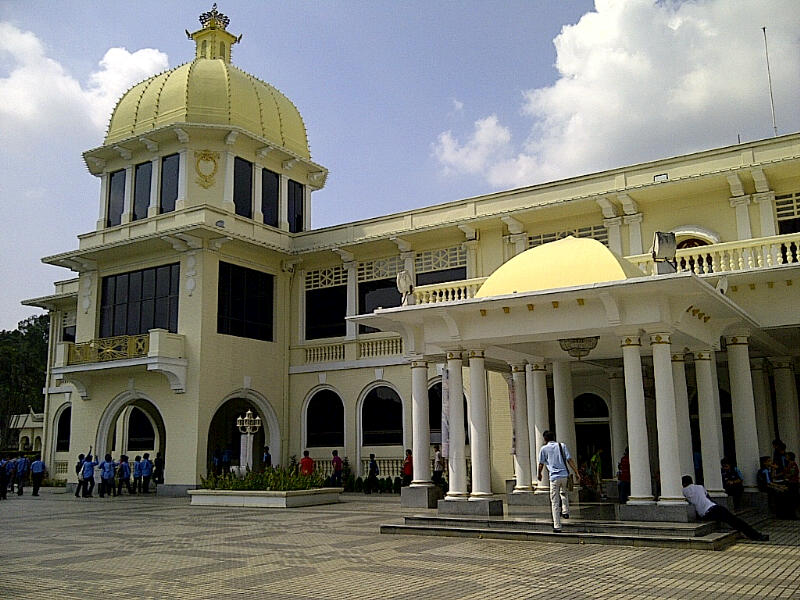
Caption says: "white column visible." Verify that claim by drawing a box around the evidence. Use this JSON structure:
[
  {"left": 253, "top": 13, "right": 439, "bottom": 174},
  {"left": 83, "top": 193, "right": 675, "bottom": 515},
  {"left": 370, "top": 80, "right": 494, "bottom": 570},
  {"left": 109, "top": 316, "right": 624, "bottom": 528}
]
[
  {"left": 344, "top": 261, "right": 357, "bottom": 339},
  {"left": 147, "top": 157, "right": 160, "bottom": 217},
  {"left": 604, "top": 216, "right": 623, "bottom": 256},
  {"left": 509, "top": 233, "right": 527, "bottom": 256},
  {"left": 529, "top": 361, "right": 550, "bottom": 494},
  {"left": 410, "top": 359, "right": 432, "bottom": 487},
  {"left": 446, "top": 352, "right": 467, "bottom": 499},
  {"left": 621, "top": 336, "right": 653, "bottom": 503},
  {"left": 121, "top": 166, "right": 134, "bottom": 224},
  {"left": 650, "top": 334, "right": 686, "bottom": 504},
  {"left": 222, "top": 152, "right": 236, "bottom": 213},
  {"left": 303, "top": 184, "right": 312, "bottom": 230},
  {"left": 773, "top": 358, "right": 800, "bottom": 456},
  {"left": 468, "top": 350, "right": 492, "bottom": 497},
  {"left": 695, "top": 351, "right": 726, "bottom": 496},
  {"left": 624, "top": 213, "right": 643, "bottom": 255},
  {"left": 462, "top": 240, "right": 479, "bottom": 278},
  {"left": 552, "top": 361, "right": 577, "bottom": 458},
  {"left": 729, "top": 196, "right": 753, "bottom": 240},
  {"left": 97, "top": 172, "right": 109, "bottom": 229},
  {"left": 671, "top": 353, "right": 694, "bottom": 479},
  {"left": 524, "top": 363, "right": 538, "bottom": 487},
  {"left": 176, "top": 149, "right": 188, "bottom": 211},
  {"left": 753, "top": 192, "right": 777, "bottom": 237},
  {"left": 279, "top": 174, "right": 289, "bottom": 230},
  {"left": 710, "top": 357, "right": 725, "bottom": 458},
  {"left": 253, "top": 165, "right": 264, "bottom": 223},
  {"left": 750, "top": 359, "right": 774, "bottom": 455},
  {"left": 511, "top": 364, "right": 532, "bottom": 492},
  {"left": 608, "top": 368, "right": 628, "bottom": 467},
  {"left": 726, "top": 335, "right": 761, "bottom": 489}
]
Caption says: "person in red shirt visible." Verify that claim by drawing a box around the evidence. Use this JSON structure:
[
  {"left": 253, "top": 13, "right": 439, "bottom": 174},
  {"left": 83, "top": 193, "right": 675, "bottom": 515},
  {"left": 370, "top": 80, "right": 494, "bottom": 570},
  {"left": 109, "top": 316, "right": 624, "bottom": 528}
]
[
  {"left": 330, "top": 450, "right": 343, "bottom": 487},
  {"left": 402, "top": 449, "right": 413, "bottom": 486},
  {"left": 617, "top": 447, "right": 630, "bottom": 504},
  {"left": 300, "top": 450, "right": 314, "bottom": 476}
]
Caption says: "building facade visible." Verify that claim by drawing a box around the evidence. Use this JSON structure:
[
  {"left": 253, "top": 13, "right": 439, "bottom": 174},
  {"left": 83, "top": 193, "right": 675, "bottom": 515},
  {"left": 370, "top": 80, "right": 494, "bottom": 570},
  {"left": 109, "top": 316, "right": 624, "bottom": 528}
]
[{"left": 25, "top": 9, "right": 800, "bottom": 508}]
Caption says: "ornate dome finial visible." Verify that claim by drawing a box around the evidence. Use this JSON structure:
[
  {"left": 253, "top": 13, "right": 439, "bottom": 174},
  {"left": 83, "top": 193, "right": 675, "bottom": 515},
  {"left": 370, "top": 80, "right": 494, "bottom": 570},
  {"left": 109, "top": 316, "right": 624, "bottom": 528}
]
[{"left": 199, "top": 4, "right": 230, "bottom": 30}]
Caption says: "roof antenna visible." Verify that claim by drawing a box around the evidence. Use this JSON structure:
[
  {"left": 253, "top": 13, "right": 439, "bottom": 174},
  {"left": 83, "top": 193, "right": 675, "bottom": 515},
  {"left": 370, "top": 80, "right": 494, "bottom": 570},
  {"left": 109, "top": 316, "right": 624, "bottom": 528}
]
[{"left": 762, "top": 26, "right": 778, "bottom": 137}]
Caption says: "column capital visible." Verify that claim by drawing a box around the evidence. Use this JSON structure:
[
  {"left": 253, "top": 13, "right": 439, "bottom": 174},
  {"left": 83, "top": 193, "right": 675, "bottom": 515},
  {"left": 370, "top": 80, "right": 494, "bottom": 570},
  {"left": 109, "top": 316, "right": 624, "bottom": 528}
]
[
  {"left": 511, "top": 363, "right": 526, "bottom": 373},
  {"left": 728, "top": 195, "right": 752, "bottom": 208},
  {"left": 749, "top": 357, "right": 766, "bottom": 371},
  {"left": 671, "top": 352, "right": 686, "bottom": 363},
  {"left": 468, "top": 349, "right": 485, "bottom": 359},
  {"left": 603, "top": 216, "right": 622, "bottom": 228},
  {"left": 752, "top": 191, "right": 775, "bottom": 204},
  {"left": 620, "top": 335, "right": 641, "bottom": 347},
  {"left": 695, "top": 350, "right": 714, "bottom": 361},
  {"left": 623, "top": 212, "right": 643, "bottom": 225},
  {"left": 769, "top": 357, "right": 794, "bottom": 370},
  {"left": 649, "top": 332, "right": 672, "bottom": 345},
  {"left": 527, "top": 361, "right": 547, "bottom": 372},
  {"left": 410, "top": 359, "right": 427, "bottom": 369},
  {"left": 725, "top": 335, "right": 749, "bottom": 346},
  {"left": 446, "top": 351, "right": 463, "bottom": 361}
]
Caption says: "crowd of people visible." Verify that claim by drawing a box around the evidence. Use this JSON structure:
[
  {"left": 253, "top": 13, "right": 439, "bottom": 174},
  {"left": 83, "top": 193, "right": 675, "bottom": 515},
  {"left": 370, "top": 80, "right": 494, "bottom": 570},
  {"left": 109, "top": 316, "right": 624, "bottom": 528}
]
[
  {"left": 73, "top": 449, "right": 164, "bottom": 498},
  {"left": 0, "top": 455, "right": 47, "bottom": 498}
]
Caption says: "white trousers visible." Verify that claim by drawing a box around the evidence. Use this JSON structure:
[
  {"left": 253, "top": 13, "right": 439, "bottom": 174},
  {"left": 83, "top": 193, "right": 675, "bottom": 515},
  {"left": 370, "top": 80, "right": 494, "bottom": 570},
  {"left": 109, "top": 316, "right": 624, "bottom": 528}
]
[{"left": 549, "top": 477, "right": 570, "bottom": 529}]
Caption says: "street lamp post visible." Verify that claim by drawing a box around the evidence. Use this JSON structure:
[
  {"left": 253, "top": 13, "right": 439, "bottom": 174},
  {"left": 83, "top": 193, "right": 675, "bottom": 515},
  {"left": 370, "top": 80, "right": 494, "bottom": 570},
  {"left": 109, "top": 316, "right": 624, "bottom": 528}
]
[{"left": 236, "top": 409, "right": 262, "bottom": 473}]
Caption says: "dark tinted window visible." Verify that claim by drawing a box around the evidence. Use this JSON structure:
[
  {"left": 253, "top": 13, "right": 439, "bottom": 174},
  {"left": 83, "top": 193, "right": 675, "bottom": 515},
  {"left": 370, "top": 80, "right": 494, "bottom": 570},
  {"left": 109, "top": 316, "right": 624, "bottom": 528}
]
[
  {"left": 233, "top": 157, "right": 253, "bottom": 218},
  {"left": 306, "top": 390, "right": 344, "bottom": 447},
  {"left": 217, "top": 261, "right": 274, "bottom": 341},
  {"left": 306, "top": 285, "right": 347, "bottom": 339},
  {"left": 362, "top": 386, "right": 403, "bottom": 445},
  {"left": 416, "top": 266, "right": 467, "bottom": 286},
  {"left": 62, "top": 325, "right": 76, "bottom": 343},
  {"left": 160, "top": 154, "right": 179, "bottom": 213},
  {"left": 133, "top": 162, "right": 152, "bottom": 221},
  {"left": 99, "top": 263, "right": 180, "bottom": 337},
  {"left": 56, "top": 406, "right": 71, "bottom": 453},
  {"left": 107, "top": 169, "right": 126, "bottom": 227},
  {"left": 127, "top": 407, "right": 156, "bottom": 451},
  {"left": 288, "top": 179, "right": 303, "bottom": 233},
  {"left": 358, "top": 278, "right": 401, "bottom": 334},
  {"left": 261, "top": 169, "right": 279, "bottom": 227}
]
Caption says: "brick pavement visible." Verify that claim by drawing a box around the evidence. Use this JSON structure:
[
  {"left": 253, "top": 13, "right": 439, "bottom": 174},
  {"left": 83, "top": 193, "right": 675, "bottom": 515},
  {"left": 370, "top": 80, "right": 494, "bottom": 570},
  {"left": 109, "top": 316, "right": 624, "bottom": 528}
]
[{"left": 1, "top": 489, "right": 798, "bottom": 599}]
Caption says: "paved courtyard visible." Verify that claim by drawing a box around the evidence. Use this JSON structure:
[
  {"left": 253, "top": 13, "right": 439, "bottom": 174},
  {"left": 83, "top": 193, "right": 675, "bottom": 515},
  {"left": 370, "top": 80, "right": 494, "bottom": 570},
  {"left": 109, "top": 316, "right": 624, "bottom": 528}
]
[{"left": 2, "top": 488, "right": 799, "bottom": 599}]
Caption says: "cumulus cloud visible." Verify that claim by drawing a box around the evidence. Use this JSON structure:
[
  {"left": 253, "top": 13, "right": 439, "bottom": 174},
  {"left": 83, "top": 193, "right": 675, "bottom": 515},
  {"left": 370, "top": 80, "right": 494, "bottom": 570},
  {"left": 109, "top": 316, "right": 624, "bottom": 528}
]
[
  {"left": 433, "top": 0, "right": 800, "bottom": 188},
  {"left": 0, "top": 22, "right": 168, "bottom": 139}
]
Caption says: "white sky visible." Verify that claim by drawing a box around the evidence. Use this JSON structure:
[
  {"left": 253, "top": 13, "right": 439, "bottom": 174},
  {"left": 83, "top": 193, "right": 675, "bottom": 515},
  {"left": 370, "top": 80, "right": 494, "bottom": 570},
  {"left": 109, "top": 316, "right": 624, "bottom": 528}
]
[{"left": 1, "top": 0, "right": 798, "bottom": 330}]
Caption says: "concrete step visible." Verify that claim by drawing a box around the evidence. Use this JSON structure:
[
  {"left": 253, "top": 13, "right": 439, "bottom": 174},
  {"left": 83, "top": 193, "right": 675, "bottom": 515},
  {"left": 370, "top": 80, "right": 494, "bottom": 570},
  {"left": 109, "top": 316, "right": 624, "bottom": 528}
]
[{"left": 380, "top": 520, "right": 740, "bottom": 551}]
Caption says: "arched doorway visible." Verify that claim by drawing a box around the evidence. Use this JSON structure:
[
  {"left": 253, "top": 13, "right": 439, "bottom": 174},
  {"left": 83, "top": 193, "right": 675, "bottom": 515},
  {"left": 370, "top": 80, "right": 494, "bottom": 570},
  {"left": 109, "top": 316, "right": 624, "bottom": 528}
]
[
  {"left": 573, "top": 393, "right": 612, "bottom": 478},
  {"left": 361, "top": 385, "right": 403, "bottom": 446},
  {"left": 95, "top": 392, "right": 166, "bottom": 475},
  {"left": 207, "top": 395, "right": 279, "bottom": 475},
  {"left": 55, "top": 406, "right": 71, "bottom": 453},
  {"left": 427, "top": 381, "right": 469, "bottom": 445}
]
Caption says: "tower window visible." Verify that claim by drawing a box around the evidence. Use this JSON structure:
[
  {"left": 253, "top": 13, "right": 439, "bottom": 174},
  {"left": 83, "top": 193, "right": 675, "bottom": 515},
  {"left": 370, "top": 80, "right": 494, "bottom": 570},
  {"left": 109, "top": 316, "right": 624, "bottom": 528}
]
[
  {"left": 217, "top": 261, "right": 274, "bottom": 341},
  {"left": 288, "top": 179, "right": 304, "bottom": 233},
  {"left": 160, "top": 154, "right": 179, "bottom": 213},
  {"left": 261, "top": 168, "right": 279, "bottom": 227},
  {"left": 106, "top": 169, "right": 126, "bottom": 227},
  {"left": 133, "top": 162, "right": 152, "bottom": 221},
  {"left": 233, "top": 157, "right": 253, "bottom": 219}
]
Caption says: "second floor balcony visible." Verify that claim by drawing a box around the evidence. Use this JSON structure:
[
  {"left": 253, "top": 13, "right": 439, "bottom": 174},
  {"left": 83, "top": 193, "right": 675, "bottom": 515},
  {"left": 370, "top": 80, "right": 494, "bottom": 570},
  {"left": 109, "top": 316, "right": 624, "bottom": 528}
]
[{"left": 53, "top": 329, "right": 187, "bottom": 398}]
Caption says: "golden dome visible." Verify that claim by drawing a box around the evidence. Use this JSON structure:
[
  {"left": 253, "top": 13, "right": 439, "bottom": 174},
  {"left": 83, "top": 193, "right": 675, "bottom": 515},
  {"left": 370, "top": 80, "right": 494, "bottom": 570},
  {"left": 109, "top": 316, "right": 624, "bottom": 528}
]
[
  {"left": 104, "top": 7, "right": 310, "bottom": 159},
  {"left": 475, "top": 236, "right": 644, "bottom": 298}
]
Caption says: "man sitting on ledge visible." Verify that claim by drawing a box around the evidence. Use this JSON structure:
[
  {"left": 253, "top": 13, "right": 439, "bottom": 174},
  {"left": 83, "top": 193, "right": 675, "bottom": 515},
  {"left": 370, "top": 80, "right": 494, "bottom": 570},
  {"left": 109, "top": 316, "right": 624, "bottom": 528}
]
[{"left": 681, "top": 475, "right": 769, "bottom": 541}]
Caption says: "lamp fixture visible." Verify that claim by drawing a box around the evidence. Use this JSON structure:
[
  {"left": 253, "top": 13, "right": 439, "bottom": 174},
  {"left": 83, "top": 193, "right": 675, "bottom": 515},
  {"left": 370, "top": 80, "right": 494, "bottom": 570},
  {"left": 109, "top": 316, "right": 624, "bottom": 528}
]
[{"left": 558, "top": 336, "right": 599, "bottom": 360}]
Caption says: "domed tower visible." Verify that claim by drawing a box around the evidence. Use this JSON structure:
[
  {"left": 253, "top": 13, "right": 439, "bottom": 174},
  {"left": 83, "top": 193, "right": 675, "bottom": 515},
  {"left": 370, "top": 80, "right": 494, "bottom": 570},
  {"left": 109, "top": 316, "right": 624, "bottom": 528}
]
[{"left": 83, "top": 4, "right": 327, "bottom": 233}]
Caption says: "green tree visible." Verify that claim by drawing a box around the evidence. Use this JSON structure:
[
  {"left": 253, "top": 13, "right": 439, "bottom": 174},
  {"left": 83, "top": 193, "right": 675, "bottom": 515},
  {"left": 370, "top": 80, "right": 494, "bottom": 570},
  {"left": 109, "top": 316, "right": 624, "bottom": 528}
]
[{"left": 0, "top": 314, "right": 49, "bottom": 448}]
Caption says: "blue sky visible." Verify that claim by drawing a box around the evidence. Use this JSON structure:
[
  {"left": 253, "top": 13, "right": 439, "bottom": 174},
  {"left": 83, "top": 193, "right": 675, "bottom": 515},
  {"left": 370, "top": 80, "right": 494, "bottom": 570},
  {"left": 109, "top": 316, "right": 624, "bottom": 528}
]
[{"left": 1, "top": 1, "right": 798, "bottom": 330}]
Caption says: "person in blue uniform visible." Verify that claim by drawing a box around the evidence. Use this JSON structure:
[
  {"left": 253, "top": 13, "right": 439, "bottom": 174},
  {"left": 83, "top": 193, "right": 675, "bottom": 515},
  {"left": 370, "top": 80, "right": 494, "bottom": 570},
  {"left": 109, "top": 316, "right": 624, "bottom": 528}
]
[
  {"left": 116, "top": 455, "right": 133, "bottom": 496},
  {"left": 133, "top": 456, "right": 143, "bottom": 493},
  {"left": 0, "top": 457, "right": 8, "bottom": 500},
  {"left": 141, "top": 453, "right": 154, "bottom": 493},
  {"left": 15, "top": 456, "right": 30, "bottom": 496},
  {"left": 98, "top": 454, "right": 118, "bottom": 498},
  {"left": 79, "top": 454, "right": 98, "bottom": 497},
  {"left": 30, "top": 457, "right": 46, "bottom": 496}
]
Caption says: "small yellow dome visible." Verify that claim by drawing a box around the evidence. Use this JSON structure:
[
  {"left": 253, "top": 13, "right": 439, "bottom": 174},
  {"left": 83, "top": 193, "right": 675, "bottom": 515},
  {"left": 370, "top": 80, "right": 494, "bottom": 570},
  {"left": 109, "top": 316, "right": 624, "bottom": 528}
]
[
  {"left": 475, "top": 236, "right": 644, "bottom": 298},
  {"left": 104, "top": 58, "right": 310, "bottom": 159}
]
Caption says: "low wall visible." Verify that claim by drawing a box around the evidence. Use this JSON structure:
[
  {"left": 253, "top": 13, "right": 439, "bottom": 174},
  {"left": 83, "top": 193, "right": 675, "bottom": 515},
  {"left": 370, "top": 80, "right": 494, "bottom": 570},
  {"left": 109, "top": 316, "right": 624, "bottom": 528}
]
[{"left": 187, "top": 488, "right": 342, "bottom": 508}]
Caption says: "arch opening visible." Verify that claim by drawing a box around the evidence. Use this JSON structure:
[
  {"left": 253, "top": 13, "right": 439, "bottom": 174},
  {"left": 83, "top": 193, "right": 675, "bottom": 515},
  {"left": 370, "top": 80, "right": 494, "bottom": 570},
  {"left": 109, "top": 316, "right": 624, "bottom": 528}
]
[
  {"left": 362, "top": 385, "right": 403, "bottom": 446},
  {"left": 306, "top": 389, "right": 344, "bottom": 447}
]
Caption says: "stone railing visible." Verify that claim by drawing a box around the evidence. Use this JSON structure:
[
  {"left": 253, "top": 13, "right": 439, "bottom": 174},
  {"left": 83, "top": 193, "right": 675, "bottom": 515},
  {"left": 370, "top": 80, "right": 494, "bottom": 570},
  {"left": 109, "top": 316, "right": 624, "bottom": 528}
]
[
  {"left": 626, "top": 232, "right": 800, "bottom": 275},
  {"left": 413, "top": 277, "right": 488, "bottom": 305},
  {"left": 358, "top": 336, "right": 402, "bottom": 359},
  {"left": 54, "top": 460, "right": 69, "bottom": 475},
  {"left": 359, "top": 456, "right": 472, "bottom": 479},
  {"left": 304, "top": 342, "right": 344, "bottom": 363},
  {"left": 67, "top": 334, "right": 149, "bottom": 365}
]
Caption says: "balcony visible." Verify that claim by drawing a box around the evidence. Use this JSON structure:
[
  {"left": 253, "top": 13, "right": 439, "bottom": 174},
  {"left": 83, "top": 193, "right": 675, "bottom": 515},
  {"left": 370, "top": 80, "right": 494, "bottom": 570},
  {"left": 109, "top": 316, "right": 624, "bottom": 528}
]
[
  {"left": 291, "top": 334, "right": 404, "bottom": 372},
  {"left": 53, "top": 329, "right": 187, "bottom": 398}
]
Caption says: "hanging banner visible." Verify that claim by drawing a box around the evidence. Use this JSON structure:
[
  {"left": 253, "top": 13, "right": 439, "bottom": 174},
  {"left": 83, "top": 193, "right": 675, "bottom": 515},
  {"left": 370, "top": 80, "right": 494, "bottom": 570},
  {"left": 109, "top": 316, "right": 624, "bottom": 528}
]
[
  {"left": 504, "top": 372, "right": 516, "bottom": 455},
  {"left": 441, "top": 367, "right": 450, "bottom": 458}
]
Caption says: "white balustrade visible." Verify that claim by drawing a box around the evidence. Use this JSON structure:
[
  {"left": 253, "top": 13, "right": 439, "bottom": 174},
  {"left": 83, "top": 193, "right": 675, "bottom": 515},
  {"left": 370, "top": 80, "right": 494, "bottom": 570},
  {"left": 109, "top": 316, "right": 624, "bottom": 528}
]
[
  {"left": 304, "top": 343, "right": 344, "bottom": 364},
  {"left": 413, "top": 277, "right": 488, "bottom": 305},
  {"left": 358, "top": 337, "right": 403, "bottom": 358}
]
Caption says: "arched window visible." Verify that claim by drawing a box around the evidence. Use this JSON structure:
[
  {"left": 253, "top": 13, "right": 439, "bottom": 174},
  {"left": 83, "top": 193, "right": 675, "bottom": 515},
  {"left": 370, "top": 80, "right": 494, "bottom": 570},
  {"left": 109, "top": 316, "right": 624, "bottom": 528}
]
[
  {"left": 574, "top": 393, "right": 609, "bottom": 419},
  {"left": 56, "top": 407, "right": 71, "bottom": 452},
  {"left": 362, "top": 386, "right": 403, "bottom": 445},
  {"left": 306, "top": 389, "right": 344, "bottom": 447},
  {"left": 219, "top": 42, "right": 225, "bottom": 58},
  {"left": 428, "top": 382, "right": 469, "bottom": 444},
  {"left": 128, "top": 407, "right": 156, "bottom": 451}
]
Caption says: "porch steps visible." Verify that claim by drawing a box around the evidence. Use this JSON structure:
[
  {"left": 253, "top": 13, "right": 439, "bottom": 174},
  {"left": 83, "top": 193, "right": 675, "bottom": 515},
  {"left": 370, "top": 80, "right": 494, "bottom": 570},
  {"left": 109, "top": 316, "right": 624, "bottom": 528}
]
[{"left": 380, "top": 509, "right": 768, "bottom": 551}]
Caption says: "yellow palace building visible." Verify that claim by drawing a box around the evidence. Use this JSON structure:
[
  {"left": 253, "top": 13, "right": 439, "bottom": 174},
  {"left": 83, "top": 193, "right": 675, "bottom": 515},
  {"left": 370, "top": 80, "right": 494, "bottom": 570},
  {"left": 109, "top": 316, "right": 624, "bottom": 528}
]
[{"left": 25, "top": 8, "right": 800, "bottom": 517}]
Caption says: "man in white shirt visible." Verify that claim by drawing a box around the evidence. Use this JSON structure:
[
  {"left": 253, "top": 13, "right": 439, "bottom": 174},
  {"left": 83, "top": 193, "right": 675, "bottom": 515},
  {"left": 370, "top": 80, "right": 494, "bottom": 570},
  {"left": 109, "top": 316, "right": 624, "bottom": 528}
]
[
  {"left": 681, "top": 476, "right": 768, "bottom": 541},
  {"left": 537, "top": 430, "right": 580, "bottom": 532}
]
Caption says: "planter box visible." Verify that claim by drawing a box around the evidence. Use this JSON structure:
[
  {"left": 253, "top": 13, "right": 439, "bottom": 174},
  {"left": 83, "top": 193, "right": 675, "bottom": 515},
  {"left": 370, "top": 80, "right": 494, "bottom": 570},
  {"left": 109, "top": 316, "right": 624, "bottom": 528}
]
[{"left": 187, "top": 487, "right": 342, "bottom": 508}]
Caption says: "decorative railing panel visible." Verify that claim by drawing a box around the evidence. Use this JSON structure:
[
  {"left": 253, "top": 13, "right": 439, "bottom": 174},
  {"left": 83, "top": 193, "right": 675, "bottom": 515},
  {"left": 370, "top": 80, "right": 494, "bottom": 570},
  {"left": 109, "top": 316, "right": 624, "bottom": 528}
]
[
  {"left": 413, "top": 277, "right": 488, "bottom": 305},
  {"left": 54, "top": 461, "right": 69, "bottom": 475},
  {"left": 358, "top": 337, "right": 402, "bottom": 359},
  {"left": 304, "top": 343, "right": 345, "bottom": 364},
  {"left": 67, "top": 334, "right": 149, "bottom": 365},
  {"left": 359, "top": 457, "right": 472, "bottom": 480}
]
